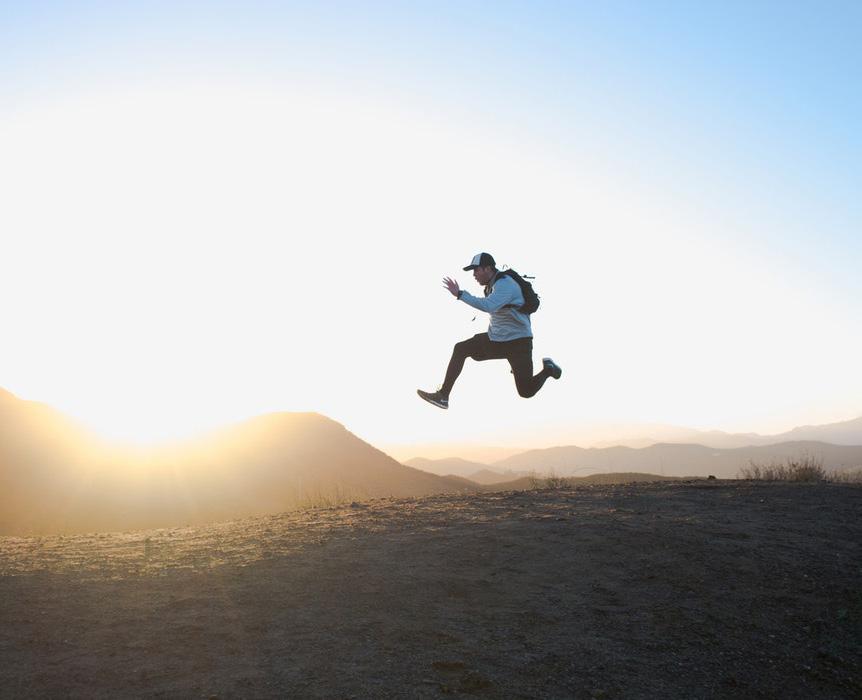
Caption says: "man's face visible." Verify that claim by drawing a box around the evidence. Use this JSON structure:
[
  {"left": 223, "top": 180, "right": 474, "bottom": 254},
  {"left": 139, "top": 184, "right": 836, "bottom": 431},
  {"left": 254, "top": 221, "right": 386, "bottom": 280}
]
[{"left": 473, "top": 265, "right": 495, "bottom": 286}]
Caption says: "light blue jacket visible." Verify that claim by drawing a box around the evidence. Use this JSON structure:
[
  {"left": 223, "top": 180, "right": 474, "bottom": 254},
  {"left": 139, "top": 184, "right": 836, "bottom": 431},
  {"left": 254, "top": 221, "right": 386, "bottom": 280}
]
[{"left": 459, "top": 272, "right": 532, "bottom": 341}]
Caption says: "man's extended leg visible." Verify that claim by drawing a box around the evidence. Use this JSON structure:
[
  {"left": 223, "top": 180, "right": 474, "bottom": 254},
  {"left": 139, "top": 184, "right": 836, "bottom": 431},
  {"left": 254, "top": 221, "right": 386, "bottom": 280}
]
[
  {"left": 440, "top": 333, "right": 492, "bottom": 397},
  {"left": 418, "top": 334, "right": 495, "bottom": 409}
]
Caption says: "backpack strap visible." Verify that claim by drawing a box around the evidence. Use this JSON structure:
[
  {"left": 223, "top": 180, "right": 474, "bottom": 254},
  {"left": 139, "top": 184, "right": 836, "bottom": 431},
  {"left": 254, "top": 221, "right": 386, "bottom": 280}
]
[{"left": 493, "top": 270, "right": 523, "bottom": 309}]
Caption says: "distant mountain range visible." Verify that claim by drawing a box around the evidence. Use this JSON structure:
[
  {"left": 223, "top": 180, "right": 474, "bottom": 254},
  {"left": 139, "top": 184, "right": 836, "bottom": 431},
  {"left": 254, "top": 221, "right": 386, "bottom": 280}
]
[
  {"left": 402, "top": 415, "right": 862, "bottom": 480},
  {"left": 490, "top": 441, "right": 862, "bottom": 479},
  {"left": 407, "top": 442, "right": 862, "bottom": 481},
  {"left": 403, "top": 457, "right": 528, "bottom": 485},
  {"left": 3, "top": 386, "right": 861, "bottom": 534},
  {"left": 0, "top": 388, "right": 474, "bottom": 535},
  {"left": 385, "top": 417, "right": 862, "bottom": 463},
  {"left": 588, "top": 416, "right": 862, "bottom": 449}
]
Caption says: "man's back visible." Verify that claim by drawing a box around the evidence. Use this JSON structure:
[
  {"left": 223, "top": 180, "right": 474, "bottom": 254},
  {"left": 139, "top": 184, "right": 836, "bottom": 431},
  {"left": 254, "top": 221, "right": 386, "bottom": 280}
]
[{"left": 462, "top": 272, "right": 532, "bottom": 341}]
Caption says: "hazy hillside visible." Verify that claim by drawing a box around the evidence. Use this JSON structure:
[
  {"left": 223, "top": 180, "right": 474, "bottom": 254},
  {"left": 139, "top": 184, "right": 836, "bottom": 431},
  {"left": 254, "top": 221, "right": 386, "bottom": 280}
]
[
  {"left": 0, "top": 387, "right": 104, "bottom": 463},
  {"left": 467, "top": 468, "right": 531, "bottom": 485},
  {"left": 591, "top": 426, "right": 765, "bottom": 449},
  {"left": 493, "top": 441, "right": 862, "bottom": 478},
  {"left": 404, "top": 457, "right": 491, "bottom": 479},
  {"left": 404, "top": 457, "right": 528, "bottom": 485},
  {"left": 590, "top": 416, "right": 862, "bottom": 449},
  {"left": 382, "top": 443, "right": 525, "bottom": 464},
  {"left": 0, "top": 389, "right": 473, "bottom": 535},
  {"left": 5, "top": 385, "right": 858, "bottom": 534},
  {"left": 777, "top": 416, "right": 862, "bottom": 445}
]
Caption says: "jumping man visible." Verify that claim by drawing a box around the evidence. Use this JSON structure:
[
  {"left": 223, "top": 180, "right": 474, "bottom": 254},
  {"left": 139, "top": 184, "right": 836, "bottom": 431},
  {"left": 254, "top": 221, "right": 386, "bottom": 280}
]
[{"left": 417, "top": 252, "right": 562, "bottom": 409}]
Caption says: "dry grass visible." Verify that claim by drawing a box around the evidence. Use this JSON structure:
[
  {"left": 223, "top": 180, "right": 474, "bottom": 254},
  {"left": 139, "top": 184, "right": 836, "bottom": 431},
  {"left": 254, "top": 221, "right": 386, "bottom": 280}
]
[
  {"left": 739, "top": 454, "right": 826, "bottom": 482},
  {"left": 525, "top": 472, "right": 685, "bottom": 490},
  {"left": 296, "top": 485, "right": 359, "bottom": 510},
  {"left": 829, "top": 468, "right": 862, "bottom": 483},
  {"left": 527, "top": 471, "right": 569, "bottom": 490}
]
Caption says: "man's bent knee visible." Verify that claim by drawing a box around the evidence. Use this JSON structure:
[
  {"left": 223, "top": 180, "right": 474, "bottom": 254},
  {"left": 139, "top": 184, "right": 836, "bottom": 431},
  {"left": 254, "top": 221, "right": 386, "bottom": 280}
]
[{"left": 514, "top": 379, "right": 538, "bottom": 398}]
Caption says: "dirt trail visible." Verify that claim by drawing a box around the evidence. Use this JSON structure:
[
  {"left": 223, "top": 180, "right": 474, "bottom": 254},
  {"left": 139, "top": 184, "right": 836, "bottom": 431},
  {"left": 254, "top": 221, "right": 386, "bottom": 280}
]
[{"left": 1, "top": 480, "right": 860, "bottom": 698}]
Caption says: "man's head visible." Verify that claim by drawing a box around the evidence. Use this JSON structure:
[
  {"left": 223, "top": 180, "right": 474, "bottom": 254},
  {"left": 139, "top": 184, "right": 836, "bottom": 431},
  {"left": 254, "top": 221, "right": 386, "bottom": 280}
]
[{"left": 463, "top": 252, "right": 497, "bottom": 286}]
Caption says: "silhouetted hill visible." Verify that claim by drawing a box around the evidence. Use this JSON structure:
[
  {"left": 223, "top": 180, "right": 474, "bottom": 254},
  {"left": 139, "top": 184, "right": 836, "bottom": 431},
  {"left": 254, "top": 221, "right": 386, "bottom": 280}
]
[
  {"left": 493, "top": 441, "right": 862, "bottom": 478},
  {"left": 0, "top": 390, "right": 472, "bottom": 535}
]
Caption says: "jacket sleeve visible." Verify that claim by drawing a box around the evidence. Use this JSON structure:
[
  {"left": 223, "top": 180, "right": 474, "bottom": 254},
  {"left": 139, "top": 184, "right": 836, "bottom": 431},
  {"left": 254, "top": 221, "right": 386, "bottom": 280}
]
[{"left": 459, "top": 276, "right": 521, "bottom": 313}]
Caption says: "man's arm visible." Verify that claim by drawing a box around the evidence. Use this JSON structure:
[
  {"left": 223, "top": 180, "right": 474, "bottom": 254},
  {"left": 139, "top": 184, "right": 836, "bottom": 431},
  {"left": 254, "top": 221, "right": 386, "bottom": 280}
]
[{"left": 457, "top": 277, "right": 520, "bottom": 313}]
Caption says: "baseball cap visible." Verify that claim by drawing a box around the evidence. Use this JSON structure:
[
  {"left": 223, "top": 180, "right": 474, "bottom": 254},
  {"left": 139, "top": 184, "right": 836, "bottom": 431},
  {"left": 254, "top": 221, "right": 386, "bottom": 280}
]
[{"left": 463, "top": 252, "right": 496, "bottom": 271}]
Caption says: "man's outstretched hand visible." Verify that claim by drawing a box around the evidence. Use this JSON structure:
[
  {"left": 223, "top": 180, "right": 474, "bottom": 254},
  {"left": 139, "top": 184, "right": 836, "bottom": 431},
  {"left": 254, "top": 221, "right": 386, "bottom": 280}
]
[{"left": 443, "top": 276, "right": 461, "bottom": 297}]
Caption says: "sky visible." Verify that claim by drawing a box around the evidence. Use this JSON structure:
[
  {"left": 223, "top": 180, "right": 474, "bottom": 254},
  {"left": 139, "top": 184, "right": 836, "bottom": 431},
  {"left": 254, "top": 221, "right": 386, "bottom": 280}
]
[{"left": 1, "top": 1, "right": 860, "bottom": 455}]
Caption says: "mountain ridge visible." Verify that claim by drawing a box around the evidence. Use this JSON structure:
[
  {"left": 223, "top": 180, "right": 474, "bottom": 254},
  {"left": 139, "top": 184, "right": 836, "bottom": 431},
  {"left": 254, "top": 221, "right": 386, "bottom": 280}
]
[
  {"left": 0, "top": 390, "right": 475, "bottom": 535},
  {"left": 491, "top": 440, "right": 862, "bottom": 478},
  {"left": 4, "top": 386, "right": 861, "bottom": 532},
  {"left": 588, "top": 416, "right": 862, "bottom": 449}
]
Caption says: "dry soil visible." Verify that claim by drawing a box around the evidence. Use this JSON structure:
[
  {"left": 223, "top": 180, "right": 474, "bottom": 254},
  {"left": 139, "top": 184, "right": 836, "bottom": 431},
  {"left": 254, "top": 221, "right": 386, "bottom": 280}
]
[{"left": 1, "top": 480, "right": 860, "bottom": 698}]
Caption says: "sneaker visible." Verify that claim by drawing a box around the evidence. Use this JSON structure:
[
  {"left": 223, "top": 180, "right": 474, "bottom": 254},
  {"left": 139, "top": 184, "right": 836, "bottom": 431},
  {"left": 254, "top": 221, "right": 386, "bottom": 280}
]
[
  {"left": 417, "top": 389, "right": 449, "bottom": 409},
  {"left": 542, "top": 357, "right": 562, "bottom": 380}
]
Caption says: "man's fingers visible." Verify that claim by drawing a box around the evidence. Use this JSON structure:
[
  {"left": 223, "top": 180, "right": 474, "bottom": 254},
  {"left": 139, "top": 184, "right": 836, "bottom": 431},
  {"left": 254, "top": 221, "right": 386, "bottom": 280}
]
[{"left": 441, "top": 276, "right": 460, "bottom": 296}]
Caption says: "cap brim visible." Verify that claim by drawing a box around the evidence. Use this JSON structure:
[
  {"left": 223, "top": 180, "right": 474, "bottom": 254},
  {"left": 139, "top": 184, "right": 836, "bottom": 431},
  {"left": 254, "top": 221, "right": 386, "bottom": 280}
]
[{"left": 463, "top": 265, "right": 478, "bottom": 271}]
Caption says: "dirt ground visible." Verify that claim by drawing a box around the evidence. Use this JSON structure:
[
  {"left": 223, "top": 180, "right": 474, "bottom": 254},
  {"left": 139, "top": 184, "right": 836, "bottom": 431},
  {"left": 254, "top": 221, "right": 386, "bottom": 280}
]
[{"left": 1, "top": 480, "right": 860, "bottom": 698}]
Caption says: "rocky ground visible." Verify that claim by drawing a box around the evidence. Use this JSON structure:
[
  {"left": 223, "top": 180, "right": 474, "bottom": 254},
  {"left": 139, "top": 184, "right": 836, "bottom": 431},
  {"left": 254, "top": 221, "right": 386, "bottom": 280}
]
[{"left": 1, "top": 479, "right": 860, "bottom": 698}]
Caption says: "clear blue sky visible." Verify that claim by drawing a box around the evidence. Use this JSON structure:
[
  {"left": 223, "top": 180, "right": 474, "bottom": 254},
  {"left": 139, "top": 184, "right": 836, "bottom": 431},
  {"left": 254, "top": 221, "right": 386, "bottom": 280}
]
[
  {"left": 1, "top": 2, "right": 860, "bottom": 447},
  {"left": 3, "top": 1, "right": 859, "bottom": 289}
]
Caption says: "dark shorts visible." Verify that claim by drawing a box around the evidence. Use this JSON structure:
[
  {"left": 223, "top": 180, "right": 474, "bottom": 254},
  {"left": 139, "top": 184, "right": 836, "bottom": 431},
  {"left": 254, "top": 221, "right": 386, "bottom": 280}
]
[
  {"left": 445, "top": 332, "right": 545, "bottom": 398},
  {"left": 460, "top": 332, "right": 533, "bottom": 362}
]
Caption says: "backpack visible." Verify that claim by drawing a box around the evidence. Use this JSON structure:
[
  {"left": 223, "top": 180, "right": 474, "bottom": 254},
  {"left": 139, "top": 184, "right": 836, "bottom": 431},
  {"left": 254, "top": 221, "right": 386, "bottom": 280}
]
[{"left": 486, "top": 269, "right": 540, "bottom": 314}]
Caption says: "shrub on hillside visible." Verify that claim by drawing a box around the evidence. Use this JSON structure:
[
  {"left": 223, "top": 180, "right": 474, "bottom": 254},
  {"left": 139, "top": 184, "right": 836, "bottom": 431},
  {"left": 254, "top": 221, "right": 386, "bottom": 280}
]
[
  {"left": 528, "top": 471, "right": 569, "bottom": 490},
  {"left": 739, "top": 455, "right": 825, "bottom": 482},
  {"left": 297, "top": 485, "right": 357, "bottom": 509}
]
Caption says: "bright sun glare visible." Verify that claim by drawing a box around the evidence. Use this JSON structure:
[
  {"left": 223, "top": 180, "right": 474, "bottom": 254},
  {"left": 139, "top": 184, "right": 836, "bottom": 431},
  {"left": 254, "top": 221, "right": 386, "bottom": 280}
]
[
  {"left": 5, "top": 83, "right": 579, "bottom": 445},
  {"left": 3, "top": 81, "right": 861, "bottom": 447},
  {"left": 3, "top": 85, "right": 394, "bottom": 443}
]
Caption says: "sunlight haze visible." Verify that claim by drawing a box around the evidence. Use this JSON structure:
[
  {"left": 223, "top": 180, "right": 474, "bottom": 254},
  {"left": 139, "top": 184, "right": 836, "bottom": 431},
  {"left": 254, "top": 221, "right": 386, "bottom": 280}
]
[
  {"left": 3, "top": 6, "right": 862, "bottom": 696},
  {"left": 1, "top": 2, "right": 860, "bottom": 451}
]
